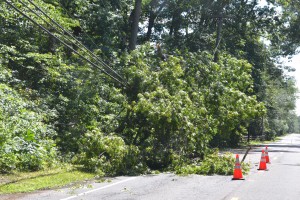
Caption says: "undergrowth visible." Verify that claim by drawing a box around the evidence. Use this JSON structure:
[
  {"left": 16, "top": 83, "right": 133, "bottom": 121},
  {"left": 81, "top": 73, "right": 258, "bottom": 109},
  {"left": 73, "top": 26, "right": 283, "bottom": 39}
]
[{"left": 174, "top": 149, "right": 250, "bottom": 175}]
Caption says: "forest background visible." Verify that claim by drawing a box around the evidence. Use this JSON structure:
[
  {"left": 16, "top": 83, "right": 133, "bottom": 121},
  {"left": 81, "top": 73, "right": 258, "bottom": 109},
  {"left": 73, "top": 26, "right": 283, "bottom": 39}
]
[{"left": 0, "top": 0, "right": 300, "bottom": 176}]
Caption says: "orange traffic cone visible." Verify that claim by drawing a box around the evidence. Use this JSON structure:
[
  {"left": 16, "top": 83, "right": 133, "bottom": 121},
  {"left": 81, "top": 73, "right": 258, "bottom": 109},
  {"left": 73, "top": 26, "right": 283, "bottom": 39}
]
[
  {"left": 258, "top": 150, "right": 268, "bottom": 170},
  {"left": 232, "top": 154, "right": 244, "bottom": 180},
  {"left": 265, "top": 146, "right": 270, "bottom": 163}
]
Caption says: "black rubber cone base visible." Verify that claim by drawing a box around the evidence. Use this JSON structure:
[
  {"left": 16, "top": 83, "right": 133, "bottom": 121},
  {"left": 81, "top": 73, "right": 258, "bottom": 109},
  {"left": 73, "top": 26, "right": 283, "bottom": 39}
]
[{"left": 232, "top": 178, "right": 245, "bottom": 180}]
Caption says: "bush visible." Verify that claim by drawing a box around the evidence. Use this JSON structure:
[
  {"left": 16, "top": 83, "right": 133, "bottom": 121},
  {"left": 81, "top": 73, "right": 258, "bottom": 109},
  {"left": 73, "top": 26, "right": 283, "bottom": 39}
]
[
  {"left": 73, "top": 129, "right": 147, "bottom": 175},
  {"left": 175, "top": 149, "right": 250, "bottom": 175},
  {"left": 0, "top": 84, "right": 57, "bottom": 173}
]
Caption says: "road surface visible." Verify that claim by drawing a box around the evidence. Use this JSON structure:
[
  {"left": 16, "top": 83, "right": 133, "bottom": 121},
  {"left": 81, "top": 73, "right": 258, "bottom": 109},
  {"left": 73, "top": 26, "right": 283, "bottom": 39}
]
[{"left": 1, "top": 133, "right": 300, "bottom": 200}]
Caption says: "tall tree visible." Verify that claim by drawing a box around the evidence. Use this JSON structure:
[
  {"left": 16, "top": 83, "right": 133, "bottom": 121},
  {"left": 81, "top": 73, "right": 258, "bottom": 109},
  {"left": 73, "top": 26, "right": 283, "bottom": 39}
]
[
  {"left": 143, "top": 0, "right": 166, "bottom": 42},
  {"left": 271, "top": 0, "right": 300, "bottom": 55}
]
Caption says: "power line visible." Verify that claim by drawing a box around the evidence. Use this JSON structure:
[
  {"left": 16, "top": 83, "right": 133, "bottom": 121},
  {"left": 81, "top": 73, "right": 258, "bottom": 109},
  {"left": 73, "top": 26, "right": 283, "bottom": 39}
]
[
  {"left": 3, "top": 0, "right": 127, "bottom": 87},
  {"left": 24, "top": 0, "right": 127, "bottom": 85},
  {"left": 58, "top": 4, "right": 97, "bottom": 48},
  {"left": 57, "top": 1, "right": 115, "bottom": 61},
  {"left": 26, "top": 0, "right": 127, "bottom": 86},
  {"left": 19, "top": 0, "right": 125, "bottom": 85}
]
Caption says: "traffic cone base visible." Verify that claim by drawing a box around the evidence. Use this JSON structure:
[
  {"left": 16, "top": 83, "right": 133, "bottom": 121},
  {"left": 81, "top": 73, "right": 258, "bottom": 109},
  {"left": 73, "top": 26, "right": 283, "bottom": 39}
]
[
  {"left": 232, "top": 173, "right": 245, "bottom": 180},
  {"left": 232, "top": 154, "right": 245, "bottom": 180}
]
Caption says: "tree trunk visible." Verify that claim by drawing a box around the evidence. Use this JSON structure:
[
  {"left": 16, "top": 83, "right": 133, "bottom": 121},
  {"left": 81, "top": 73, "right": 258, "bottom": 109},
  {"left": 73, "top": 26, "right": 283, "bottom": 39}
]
[
  {"left": 145, "top": 0, "right": 167, "bottom": 42},
  {"left": 214, "top": 13, "right": 223, "bottom": 62},
  {"left": 146, "top": 10, "right": 156, "bottom": 41},
  {"left": 129, "top": 0, "right": 142, "bottom": 51}
]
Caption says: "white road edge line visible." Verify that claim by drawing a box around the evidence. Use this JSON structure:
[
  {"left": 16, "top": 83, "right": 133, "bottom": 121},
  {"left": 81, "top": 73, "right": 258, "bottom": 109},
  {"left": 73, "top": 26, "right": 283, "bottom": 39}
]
[{"left": 60, "top": 177, "right": 137, "bottom": 200}]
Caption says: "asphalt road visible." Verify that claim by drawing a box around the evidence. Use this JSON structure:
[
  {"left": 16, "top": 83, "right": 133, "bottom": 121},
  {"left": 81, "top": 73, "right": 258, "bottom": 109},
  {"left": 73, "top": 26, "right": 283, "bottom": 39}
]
[{"left": 2, "top": 133, "right": 300, "bottom": 200}]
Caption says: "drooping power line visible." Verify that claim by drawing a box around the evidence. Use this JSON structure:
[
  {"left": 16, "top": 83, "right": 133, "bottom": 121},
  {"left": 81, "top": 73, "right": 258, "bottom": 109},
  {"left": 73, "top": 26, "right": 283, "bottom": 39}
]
[
  {"left": 24, "top": 0, "right": 127, "bottom": 85},
  {"left": 3, "top": 0, "right": 128, "bottom": 87}
]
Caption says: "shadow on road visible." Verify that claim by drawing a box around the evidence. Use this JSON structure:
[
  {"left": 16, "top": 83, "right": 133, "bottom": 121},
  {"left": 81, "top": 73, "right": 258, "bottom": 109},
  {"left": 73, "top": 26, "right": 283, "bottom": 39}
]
[
  {"left": 223, "top": 144, "right": 300, "bottom": 155},
  {"left": 278, "top": 163, "right": 300, "bottom": 167},
  {"left": 252, "top": 144, "right": 300, "bottom": 148},
  {"left": 248, "top": 149, "right": 300, "bottom": 153}
]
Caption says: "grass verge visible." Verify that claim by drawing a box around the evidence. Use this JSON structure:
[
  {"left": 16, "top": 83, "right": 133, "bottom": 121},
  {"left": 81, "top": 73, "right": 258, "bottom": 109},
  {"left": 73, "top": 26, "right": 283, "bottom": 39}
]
[
  {"left": 238, "top": 135, "right": 283, "bottom": 147},
  {"left": 0, "top": 167, "right": 96, "bottom": 194},
  {"left": 248, "top": 136, "right": 282, "bottom": 146}
]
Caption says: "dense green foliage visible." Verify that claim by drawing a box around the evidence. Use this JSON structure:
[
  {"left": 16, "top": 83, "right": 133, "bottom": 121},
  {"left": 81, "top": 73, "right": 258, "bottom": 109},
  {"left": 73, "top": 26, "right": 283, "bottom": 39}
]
[
  {"left": 0, "top": 0, "right": 299, "bottom": 175},
  {"left": 175, "top": 150, "right": 250, "bottom": 176},
  {"left": 0, "top": 83, "right": 57, "bottom": 172}
]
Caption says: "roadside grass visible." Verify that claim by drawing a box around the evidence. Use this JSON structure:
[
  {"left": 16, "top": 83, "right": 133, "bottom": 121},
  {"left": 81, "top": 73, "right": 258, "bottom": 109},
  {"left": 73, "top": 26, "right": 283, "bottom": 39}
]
[
  {"left": 0, "top": 166, "right": 96, "bottom": 194},
  {"left": 247, "top": 136, "right": 282, "bottom": 146},
  {"left": 237, "top": 135, "right": 283, "bottom": 147}
]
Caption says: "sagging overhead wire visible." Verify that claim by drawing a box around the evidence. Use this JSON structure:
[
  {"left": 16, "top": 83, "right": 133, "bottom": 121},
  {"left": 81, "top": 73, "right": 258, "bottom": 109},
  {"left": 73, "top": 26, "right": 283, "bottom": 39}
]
[
  {"left": 3, "top": 0, "right": 128, "bottom": 87},
  {"left": 57, "top": 1, "right": 107, "bottom": 57},
  {"left": 18, "top": 0, "right": 126, "bottom": 84},
  {"left": 24, "top": 0, "right": 127, "bottom": 85}
]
